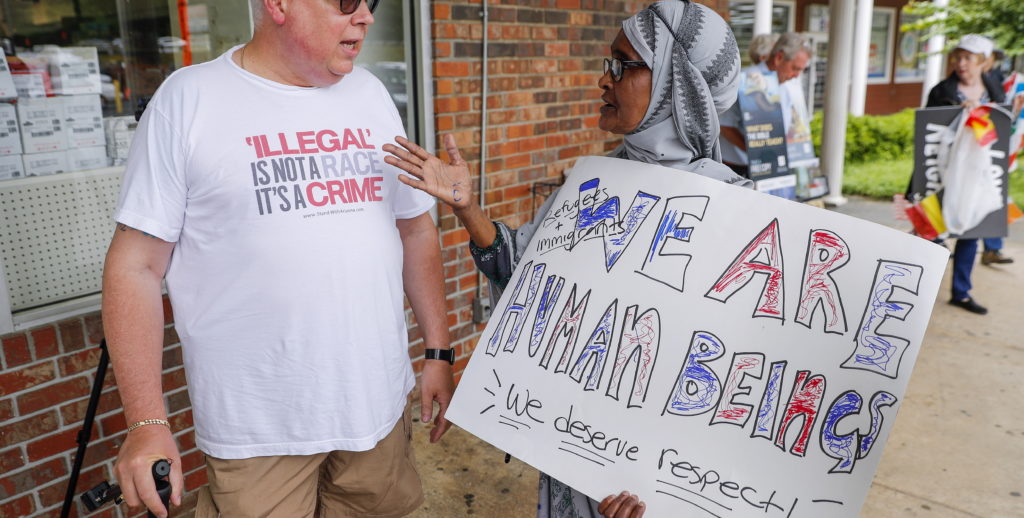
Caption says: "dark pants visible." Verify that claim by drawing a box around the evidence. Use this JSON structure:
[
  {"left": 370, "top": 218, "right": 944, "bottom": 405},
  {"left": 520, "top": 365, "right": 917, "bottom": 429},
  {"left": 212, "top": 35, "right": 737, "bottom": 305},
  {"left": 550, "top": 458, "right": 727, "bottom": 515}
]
[
  {"left": 983, "top": 237, "right": 1002, "bottom": 251},
  {"left": 952, "top": 238, "right": 978, "bottom": 300}
]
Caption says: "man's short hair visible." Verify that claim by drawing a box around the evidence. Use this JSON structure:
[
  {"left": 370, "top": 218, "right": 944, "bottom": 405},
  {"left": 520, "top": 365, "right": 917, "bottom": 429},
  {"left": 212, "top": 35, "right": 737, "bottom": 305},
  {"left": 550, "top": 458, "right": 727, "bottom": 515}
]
[
  {"left": 250, "top": 0, "right": 264, "bottom": 24},
  {"left": 748, "top": 33, "right": 780, "bottom": 64},
  {"left": 770, "top": 32, "right": 813, "bottom": 62}
]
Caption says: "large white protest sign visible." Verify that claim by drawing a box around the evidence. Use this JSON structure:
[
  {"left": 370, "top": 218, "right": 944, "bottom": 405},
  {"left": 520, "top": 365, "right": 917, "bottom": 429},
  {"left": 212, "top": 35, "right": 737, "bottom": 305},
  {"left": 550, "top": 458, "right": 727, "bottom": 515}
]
[{"left": 446, "top": 156, "right": 949, "bottom": 518}]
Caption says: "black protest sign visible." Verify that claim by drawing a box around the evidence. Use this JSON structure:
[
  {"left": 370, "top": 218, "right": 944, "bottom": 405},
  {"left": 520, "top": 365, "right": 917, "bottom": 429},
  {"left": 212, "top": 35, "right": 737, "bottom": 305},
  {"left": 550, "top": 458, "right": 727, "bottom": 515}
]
[{"left": 910, "top": 105, "right": 1011, "bottom": 239}]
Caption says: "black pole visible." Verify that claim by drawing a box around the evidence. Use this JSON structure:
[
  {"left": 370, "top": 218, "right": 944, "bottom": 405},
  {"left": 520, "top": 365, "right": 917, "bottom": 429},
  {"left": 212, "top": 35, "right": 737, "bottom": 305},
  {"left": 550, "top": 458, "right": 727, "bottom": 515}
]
[{"left": 61, "top": 340, "right": 109, "bottom": 518}]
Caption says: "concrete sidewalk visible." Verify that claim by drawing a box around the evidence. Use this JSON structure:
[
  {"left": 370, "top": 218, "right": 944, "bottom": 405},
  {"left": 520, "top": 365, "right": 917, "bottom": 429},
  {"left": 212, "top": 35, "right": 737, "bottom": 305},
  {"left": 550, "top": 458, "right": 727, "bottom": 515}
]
[{"left": 408, "top": 196, "right": 1024, "bottom": 518}]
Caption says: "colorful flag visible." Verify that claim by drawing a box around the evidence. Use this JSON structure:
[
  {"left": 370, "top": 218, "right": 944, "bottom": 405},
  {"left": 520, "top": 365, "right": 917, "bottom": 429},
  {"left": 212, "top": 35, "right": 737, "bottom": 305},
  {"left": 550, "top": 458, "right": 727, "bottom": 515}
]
[
  {"left": 905, "top": 194, "right": 947, "bottom": 240},
  {"left": 965, "top": 106, "right": 997, "bottom": 147},
  {"left": 1004, "top": 71, "right": 1023, "bottom": 97}
]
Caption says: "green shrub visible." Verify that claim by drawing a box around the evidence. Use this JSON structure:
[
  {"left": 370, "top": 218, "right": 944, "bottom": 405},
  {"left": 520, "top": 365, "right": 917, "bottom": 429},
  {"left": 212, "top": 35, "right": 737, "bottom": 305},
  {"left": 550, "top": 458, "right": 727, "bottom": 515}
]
[
  {"left": 810, "top": 109, "right": 916, "bottom": 164},
  {"left": 1011, "top": 169, "right": 1024, "bottom": 210},
  {"left": 842, "top": 157, "right": 913, "bottom": 198}
]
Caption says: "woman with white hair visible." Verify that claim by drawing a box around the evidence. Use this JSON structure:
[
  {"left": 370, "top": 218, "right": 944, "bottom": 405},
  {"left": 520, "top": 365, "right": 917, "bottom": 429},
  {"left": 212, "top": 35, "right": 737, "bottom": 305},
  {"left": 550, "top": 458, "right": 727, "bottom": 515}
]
[{"left": 385, "top": 1, "right": 747, "bottom": 515}]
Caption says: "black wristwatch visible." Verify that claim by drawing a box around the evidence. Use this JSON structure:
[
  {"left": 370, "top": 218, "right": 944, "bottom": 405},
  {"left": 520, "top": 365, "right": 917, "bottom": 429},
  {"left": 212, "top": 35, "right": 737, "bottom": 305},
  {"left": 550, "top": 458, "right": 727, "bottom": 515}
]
[{"left": 424, "top": 348, "right": 455, "bottom": 365}]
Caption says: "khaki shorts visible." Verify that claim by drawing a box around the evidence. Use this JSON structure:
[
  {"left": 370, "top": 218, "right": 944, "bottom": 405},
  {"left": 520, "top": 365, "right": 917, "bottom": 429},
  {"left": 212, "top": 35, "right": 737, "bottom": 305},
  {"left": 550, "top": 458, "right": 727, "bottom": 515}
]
[{"left": 196, "top": 406, "right": 422, "bottom": 518}]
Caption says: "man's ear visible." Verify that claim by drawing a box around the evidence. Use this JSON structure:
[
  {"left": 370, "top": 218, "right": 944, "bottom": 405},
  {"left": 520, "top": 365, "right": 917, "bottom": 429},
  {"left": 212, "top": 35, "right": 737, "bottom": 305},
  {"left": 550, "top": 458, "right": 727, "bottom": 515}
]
[{"left": 263, "top": 0, "right": 288, "bottom": 25}]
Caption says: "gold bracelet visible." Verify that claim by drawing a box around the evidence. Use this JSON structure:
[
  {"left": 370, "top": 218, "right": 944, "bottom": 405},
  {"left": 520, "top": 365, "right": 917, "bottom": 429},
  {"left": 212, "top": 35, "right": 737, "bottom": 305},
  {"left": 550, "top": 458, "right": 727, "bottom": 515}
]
[{"left": 127, "top": 418, "right": 171, "bottom": 433}]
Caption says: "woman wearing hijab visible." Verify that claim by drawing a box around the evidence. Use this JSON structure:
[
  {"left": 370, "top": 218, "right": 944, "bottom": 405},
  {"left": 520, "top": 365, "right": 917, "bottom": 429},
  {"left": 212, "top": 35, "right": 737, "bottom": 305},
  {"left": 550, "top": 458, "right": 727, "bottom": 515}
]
[{"left": 385, "top": 1, "right": 747, "bottom": 516}]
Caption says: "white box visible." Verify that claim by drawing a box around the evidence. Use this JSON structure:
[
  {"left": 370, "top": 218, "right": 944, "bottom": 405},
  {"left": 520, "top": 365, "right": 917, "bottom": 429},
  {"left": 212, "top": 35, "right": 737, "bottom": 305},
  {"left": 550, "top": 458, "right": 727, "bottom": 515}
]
[
  {"left": 0, "top": 103, "right": 22, "bottom": 155},
  {"left": 0, "top": 154, "right": 25, "bottom": 180},
  {"left": 42, "top": 47, "right": 101, "bottom": 95},
  {"left": 104, "top": 115, "right": 136, "bottom": 166},
  {"left": 12, "top": 72, "right": 47, "bottom": 98},
  {"left": 0, "top": 57, "right": 18, "bottom": 99},
  {"left": 67, "top": 146, "right": 108, "bottom": 171},
  {"left": 23, "top": 150, "right": 68, "bottom": 176},
  {"left": 11, "top": 53, "right": 52, "bottom": 98},
  {"left": 64, "top": 94, "right": 105, "bottom": 148},
  {"left": 17, "top": 97, "right": 66, "bottom": 153}
]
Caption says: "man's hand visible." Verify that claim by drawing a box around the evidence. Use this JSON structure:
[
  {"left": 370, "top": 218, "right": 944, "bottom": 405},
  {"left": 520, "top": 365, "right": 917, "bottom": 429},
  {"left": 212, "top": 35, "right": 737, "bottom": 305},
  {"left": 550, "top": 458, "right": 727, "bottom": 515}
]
[
  {"left": 397, "top": 212, "right": 454, "bottom": 443},
  {"left": 420, "top": 360, "right": 455, "bottom": 442},
  {"left": 599, "top": 491, "right": 646, "bottom": 518},
  {"left": 113, "top": 425, "right": 183, "bottom": 518}
]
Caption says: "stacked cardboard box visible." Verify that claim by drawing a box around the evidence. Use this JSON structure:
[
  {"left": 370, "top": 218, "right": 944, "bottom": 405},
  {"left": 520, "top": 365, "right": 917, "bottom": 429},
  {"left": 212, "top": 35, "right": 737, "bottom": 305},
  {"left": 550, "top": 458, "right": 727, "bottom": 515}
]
[{"left": 0, "top": 46, "right": 123, "bottom": 180}]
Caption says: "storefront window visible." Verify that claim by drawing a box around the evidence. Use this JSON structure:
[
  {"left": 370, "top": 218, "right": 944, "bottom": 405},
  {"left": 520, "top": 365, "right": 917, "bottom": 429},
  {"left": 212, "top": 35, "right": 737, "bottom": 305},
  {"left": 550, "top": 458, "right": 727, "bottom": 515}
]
[
  {"left": 0, "top": 0, "right": 423, "bottom": 333},
  {"left": 362, "top": 0, "right": 417, "bottom": 133},
  {"left": 894, "top": 8, "right": 925, "bottom": 84},
  {"left": 867, "top": 8, "right": 895, "bottom": 84}
]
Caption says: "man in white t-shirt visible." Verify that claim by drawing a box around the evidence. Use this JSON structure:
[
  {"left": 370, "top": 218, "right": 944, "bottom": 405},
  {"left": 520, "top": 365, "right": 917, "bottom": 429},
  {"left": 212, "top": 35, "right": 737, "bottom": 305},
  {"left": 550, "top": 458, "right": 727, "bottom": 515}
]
[
  {"left": 102, "top": 0, "right": 454, "bottom": 516},
  {"left": 719, "top": 32, "right": 812, "bottom": 176}
]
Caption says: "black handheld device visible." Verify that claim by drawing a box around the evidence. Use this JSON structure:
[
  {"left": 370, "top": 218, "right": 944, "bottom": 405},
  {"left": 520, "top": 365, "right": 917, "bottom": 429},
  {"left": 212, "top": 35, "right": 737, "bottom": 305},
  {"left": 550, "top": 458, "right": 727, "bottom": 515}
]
[{"left": 80, "top": 459, "right": 171, "bottom": 517}]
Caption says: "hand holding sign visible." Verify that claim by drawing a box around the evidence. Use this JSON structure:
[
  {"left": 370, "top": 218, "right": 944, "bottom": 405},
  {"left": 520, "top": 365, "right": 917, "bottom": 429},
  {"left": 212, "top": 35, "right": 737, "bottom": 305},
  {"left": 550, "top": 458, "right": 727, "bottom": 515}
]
[{"left": 599, "top": 492, "right": 647, "bottom": 518}]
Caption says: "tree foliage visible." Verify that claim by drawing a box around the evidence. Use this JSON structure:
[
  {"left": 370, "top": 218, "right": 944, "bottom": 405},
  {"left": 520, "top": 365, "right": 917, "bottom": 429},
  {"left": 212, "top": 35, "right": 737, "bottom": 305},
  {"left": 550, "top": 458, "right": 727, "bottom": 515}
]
[{"left": 904, "top": 0, "right": 1024, "bottom": 56}]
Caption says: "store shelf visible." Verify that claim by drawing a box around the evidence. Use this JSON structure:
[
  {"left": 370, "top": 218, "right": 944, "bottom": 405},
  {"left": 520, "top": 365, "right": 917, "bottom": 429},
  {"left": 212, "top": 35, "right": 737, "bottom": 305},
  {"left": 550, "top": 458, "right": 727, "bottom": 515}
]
[{"left": 0, "top": 166, "right": 125, "bottom": 333}]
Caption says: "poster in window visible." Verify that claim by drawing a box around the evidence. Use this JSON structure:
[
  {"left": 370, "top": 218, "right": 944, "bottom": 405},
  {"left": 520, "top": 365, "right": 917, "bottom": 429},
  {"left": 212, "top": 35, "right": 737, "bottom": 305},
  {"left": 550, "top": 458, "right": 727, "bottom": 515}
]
[
  {"left": 895, "top": 11, "right": 926, "bottom": 83},
  {"left": 868, "top": 9, "right": 894, "bottom": 82},
  {"left": 738, "top": 65, "right": 790, "bottom": 184}
]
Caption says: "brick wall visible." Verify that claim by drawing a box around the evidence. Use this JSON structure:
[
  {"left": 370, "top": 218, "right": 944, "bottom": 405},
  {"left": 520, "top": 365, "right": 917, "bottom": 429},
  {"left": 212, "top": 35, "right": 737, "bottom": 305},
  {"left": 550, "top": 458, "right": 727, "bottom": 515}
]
[
  {"left": 0, "top": 299, "right": 205, "bottom": 517},
  {"left": 866, "top": 82, "right": 923, "bottom": 115},
  {"left": 0, "top": 1, "right": 730, "bottom": 516}
]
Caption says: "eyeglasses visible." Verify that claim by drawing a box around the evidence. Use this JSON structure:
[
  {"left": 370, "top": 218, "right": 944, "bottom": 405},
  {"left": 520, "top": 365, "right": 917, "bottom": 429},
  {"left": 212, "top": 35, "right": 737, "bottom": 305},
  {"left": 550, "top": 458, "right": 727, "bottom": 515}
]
[
  {"left": 603, "top": 58, "right": 647, "bottom": 82},
  {"left": 340, "top": 0, "right": 381, "bottom": 15}
]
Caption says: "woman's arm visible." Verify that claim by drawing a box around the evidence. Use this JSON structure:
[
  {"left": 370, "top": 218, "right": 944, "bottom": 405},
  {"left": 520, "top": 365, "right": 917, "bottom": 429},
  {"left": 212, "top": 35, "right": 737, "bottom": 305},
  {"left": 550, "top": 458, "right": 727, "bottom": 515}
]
[{"left": 384, "top": 135, "right": 496, "bottom": 248}]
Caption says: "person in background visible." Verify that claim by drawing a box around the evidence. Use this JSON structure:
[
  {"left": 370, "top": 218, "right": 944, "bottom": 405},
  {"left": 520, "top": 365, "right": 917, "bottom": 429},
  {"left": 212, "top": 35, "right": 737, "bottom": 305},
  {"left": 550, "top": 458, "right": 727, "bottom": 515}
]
[
  {"left": 979, "top": 48, "right": 1014, "bottom": 265},
  {"left": 719, "top": 32, "right": 812, "bottom": 177},
  {"left": 384, "top": 1, "right": 749, "bottom": 516},
  {"left": 986, "top": 49, "right": 1006, "bottom": 88},
  {"left": 102, "top": 0, "right": 454, "bottom": 516},
  {"left": 748, "top": 33, "right": 780, "bottom": 65},
  {"left": 924, "top": 35, "right": 1016, "bottom": 314}
]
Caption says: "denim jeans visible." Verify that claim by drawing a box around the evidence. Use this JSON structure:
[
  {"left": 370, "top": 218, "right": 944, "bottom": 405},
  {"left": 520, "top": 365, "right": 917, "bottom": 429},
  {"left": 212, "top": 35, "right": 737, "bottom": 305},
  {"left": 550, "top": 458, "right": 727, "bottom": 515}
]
[
  {"left": 952, "top": 238, "right": 978, "bottom": 300},
  {"left": 983, "top": 237, "right": 1002, "bottom": 251}
]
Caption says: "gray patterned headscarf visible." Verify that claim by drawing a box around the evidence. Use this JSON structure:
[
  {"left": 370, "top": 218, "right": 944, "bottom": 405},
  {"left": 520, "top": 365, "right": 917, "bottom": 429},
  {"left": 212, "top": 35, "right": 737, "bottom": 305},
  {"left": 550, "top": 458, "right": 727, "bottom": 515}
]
[{"left": 613, "top": 0, "right": 740, "bottom": 171}]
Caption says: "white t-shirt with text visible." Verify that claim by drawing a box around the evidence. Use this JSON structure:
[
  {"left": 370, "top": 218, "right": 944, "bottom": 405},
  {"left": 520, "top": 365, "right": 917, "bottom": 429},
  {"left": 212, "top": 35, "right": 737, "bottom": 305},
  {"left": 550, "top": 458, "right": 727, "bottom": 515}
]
[{"left": 115, "top": 47, "right": 433, "bottom": 459}]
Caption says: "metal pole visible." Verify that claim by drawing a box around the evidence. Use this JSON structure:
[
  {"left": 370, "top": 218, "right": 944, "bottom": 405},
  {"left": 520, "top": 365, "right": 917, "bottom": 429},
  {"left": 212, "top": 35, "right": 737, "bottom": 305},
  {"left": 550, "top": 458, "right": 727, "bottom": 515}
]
[
  {"left": 821, "top": 0, "right": 856, "bottom": 207},
  {"left": 475, "top": 0, "right": 489, "bottom": 303},
  {"left": 921, "top": 0, "right": 949, "bottom": 105},
  {"left": 753, "top": 0, "right": 773, "bottom": 36},
  {"left": 848, "top": 0, "right": 873, "bottom": 116},
  {"left": 61, "top": 341, "right": 109, "bottom": 518}
]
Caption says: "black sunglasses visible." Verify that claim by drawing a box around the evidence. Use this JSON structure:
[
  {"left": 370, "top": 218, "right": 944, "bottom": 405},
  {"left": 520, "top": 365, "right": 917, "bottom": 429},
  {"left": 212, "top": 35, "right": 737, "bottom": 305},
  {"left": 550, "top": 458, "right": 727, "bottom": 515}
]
[
  {"left": 340, "top": 0, "right": 381, "bottom": 15},
  {"left": 603, "top": 57, "right": 647, "bottom": 82}
]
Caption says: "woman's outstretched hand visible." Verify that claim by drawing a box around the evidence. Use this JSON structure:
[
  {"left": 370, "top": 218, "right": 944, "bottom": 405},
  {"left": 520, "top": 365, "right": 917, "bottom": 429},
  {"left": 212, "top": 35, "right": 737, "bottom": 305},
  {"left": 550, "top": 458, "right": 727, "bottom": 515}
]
[
  {"left": 598, "top": 491, "right": 646, "bottom": 518},
  {"left": 384, "top": 134, "right": 473, "bottom": 210}
]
